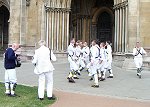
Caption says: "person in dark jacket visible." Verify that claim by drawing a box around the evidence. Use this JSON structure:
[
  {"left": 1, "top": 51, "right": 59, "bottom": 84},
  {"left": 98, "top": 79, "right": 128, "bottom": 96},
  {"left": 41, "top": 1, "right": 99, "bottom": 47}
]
[{"left": 4, "top": 43, "right": 19, "bottom": 96}]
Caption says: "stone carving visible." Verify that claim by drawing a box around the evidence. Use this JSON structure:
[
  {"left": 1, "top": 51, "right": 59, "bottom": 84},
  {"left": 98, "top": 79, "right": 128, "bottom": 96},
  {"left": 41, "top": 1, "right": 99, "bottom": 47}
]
[
  {"left": 113, "top": 0, "right": 128, "bottom": 10},
  {"left": 26, "top": 0, "right": 30, "bottom": 6}
]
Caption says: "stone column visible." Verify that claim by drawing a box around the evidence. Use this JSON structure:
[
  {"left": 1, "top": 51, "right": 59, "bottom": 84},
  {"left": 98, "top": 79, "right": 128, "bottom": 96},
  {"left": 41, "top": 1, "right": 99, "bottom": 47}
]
[
  {"left": 122, "top": 7, "right": 125, "bottom": 52},
  {"left": 56, "top": 9, "right": 60, "bottom": 50},
  {"left": 44, "top": 0, "right": 71, "bottom": 51},
  {"left": 46, "top": 7, "right": 70, "bottom": 51},
  {"left": 62, "top": 11, "right": 65, "bottom": 50},
  {"left": 9, "top": 0, "right": 21, "bottom": 44},
  {"left": 125, "top": 3, "right": 128, "bottom": 52},
  {"left": 114, "top": 8, "right": 118, "bottom": 52},
  {"left": 66, "top": 9, "right": 70, "bottom": 49},
  {"left": 20, "top": 0, "right": 26, "bottom": 45},
  {"left": 116, "top": 9, "right": 120, "bottom": 52},
  {"left": 114, "top": 0, "right": 128, "bottom": 52},
  {"left": 119, "top": 8, "right": 122, "bottom": 52},
  {"left": 59, "top": 10, "right": 62, "bottom": 51},
  {"left": 49, "top": 9, "right": 55, "bottom": 50}
]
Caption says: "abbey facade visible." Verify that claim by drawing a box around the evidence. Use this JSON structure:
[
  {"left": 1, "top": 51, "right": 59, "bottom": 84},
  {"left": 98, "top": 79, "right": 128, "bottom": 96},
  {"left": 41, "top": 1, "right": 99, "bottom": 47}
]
[{"left": 0, "top": 0, "right": 150, "bottom": 56}]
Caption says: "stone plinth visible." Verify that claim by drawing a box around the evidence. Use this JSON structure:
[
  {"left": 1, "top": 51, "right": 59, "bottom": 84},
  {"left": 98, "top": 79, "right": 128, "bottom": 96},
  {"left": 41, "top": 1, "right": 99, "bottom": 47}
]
[{"left": 113, "top": 53, "right": 150, "bottom": 70}]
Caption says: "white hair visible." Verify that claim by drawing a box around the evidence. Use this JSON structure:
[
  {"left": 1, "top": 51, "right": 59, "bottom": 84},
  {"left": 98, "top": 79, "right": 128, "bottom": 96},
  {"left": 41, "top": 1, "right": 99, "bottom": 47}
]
[{"left": 38, "top": 40, "right": 46, "bottom": 46}]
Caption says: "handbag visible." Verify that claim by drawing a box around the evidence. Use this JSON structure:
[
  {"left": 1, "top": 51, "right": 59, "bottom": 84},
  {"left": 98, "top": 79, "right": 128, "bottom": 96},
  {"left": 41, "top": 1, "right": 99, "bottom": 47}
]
[{"left": 15, "top": 58, "right": 21, "bottom": 67}]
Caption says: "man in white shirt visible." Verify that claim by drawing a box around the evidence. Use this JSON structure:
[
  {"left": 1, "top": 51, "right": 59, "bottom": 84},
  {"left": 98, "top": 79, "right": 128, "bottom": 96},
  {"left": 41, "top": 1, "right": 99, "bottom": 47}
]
[
  {"left": 133, "top": 42, "right": 147, "bottom": 78},
  {"left": 97, "top": 42, "right": 107, "bottom": 81},
  {"left": 67, "top": 38, "right": 78, "bottom": 83},
  {"left": 32, "top": 40, "right": 56, "bottom": 100},
  {"left": 105, "top": 41, "right": 113, "bottom": 78},
  {"left": 89, "top": 40, "right": 99, "bottom": 88},
  {"left": 82, "top": 42, "right": 90, "bottom": 65}
]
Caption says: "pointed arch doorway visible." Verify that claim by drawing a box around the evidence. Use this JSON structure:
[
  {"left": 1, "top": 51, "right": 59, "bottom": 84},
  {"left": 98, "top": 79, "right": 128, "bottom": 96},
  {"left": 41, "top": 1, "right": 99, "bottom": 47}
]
[
  {"left": 92, "top": 6, "right": 114, "bottom": 47},
  {"left": 97, "top": 11, "right": 113, "bottom": 43},
  {"left": 0, "top": 3, "right": 10, "bottom": 51}
]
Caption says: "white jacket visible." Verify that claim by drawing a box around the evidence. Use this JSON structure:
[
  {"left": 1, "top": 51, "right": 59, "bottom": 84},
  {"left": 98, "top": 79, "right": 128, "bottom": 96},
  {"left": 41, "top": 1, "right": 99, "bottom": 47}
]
[{"left": 32, "top": 45, "right": 56, "bottom": 74}]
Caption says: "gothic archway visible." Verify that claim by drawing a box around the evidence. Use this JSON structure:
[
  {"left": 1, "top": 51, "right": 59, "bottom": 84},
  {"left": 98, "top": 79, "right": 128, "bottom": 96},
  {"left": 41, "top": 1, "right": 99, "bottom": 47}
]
[
  {"left": 97, "top": 11, "right": 113, "bottom": 43},
  {"left": 70, "top": 0, "right": 114, "bottom": 46},
  {"left": 0, "top": 4, "right": 10, "bottom": 51},
  {"left": 92, "top": 6, "right": 114, "bottom": 45}
]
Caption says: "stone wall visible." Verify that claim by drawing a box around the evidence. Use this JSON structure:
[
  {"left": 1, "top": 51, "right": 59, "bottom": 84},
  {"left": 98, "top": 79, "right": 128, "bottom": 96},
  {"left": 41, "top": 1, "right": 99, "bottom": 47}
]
[
  {"left": 128, "top": 0, "right": 150, "bottom": 52},
  {"left": 140, "top": 0, "right": 150, "bottom": 48},
  {"left": 9, "top": 0, "right": 21, "bottom": 44},
  {"left": 26, "top": 0, "right": 41, "bottom": 46},
  {"left": 128, "top": 0, "right": 139, "bottom": 52}
]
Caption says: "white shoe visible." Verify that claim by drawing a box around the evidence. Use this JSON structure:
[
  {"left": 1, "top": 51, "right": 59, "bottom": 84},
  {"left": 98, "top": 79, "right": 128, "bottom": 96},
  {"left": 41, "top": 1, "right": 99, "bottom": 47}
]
[{"left": 5, "top": 90, "right": 10, "bottom": 95}]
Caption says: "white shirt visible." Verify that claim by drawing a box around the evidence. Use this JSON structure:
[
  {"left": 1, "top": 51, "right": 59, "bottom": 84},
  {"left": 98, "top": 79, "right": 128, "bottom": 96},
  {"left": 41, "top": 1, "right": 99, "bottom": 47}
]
[
  {"left": 100, "top": 47, "right": 107, "bottom": 61},
  {"left": 67, "top": 43, "right": 75, "bottom": 57},
  {"left": 106, "top": 45, "right": 112, "bottom": 61},
  {"left": 75, "top": 46, "right": 82, "bottom": 57},
  {"left": 90, "top": 45, "right": 99, "bottom": 62},
  {"left": 82, "top": 46, "right": 90, "bottom": 58},
  {"left": 133, "top": 47, "right": 146, "bottom": 58}
]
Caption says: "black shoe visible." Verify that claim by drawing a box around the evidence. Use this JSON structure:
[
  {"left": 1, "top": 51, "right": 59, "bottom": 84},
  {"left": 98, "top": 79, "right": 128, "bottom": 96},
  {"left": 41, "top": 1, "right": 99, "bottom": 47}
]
[
  {"left": 73, "top": 77, "right": 79, "bottom": 79},
  {"left": 10, "top": 94, "right": 17, "bottom": 97},
  {"left": 98, "top": 77, "right": 102, "bottom": 81},
  {"left": 89, "top": 77, "right": 93, "bottom": 81},
  {"left": 38, "top": 98, "right": 44, "bottom": 100},
  {"left": 68, "top": 78, "right": 75, "bottom": 83},
  {"left": 107, "top": 76, "right": 113, "bottom": 78},
  {"left": 91, "top": 84, "right": 99, "bottom": 88},
  {"left": 100, "top": 78, "right": 105, "bottom": 81},
  {"left": 48, "top": 97, "right": 56, "bottom": 100}
]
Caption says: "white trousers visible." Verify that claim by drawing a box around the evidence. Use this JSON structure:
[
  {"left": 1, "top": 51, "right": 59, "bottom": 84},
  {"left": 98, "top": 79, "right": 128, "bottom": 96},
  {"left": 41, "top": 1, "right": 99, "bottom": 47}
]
[
  {"left": 38, "top": 71, "right": 53, "bottom": 98},
  {"left": 68, "top": 57, "right": 78, "bottom": 71},
  {"left": 5, "top": 69, "right": 17, "bottom": 84},
  {"left": 76, "top": 58, "right": 85, "bottom": 70},
  {"left": 84, "top": 56, "right": 90, "bottom": 65},
  {"left": 79, "top": 58, "right": 85, "bottom": 68},
  {"left": 5, "top": 69, "right": 17, "bottom": 94},
  {"left": 97, "top": 61, "right": 106, "bottom": 77},
  {"left": 134, "top": 57, "right": 143, "bottom": 68},
  {"left": 105, "top": 60, "right": 112, "bottom": 70}
]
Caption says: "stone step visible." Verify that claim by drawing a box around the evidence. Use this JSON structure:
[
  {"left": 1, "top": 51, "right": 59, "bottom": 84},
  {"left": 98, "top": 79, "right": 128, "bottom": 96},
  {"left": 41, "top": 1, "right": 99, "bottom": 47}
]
[{"left": 113, "top": 53, "right": 150, "bottom": 70}]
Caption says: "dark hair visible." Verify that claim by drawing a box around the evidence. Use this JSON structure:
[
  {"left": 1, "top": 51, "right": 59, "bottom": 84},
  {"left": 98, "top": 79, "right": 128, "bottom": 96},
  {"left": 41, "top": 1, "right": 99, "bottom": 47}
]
[
  {"left": 76, "top": 40, "right": 81, "bottom": 43},
  {"left": 70, "top": 38, "right": 75, "bottom": 41},
  {"left": 100, "top": 42, "right": 105, "bottom": 47},
  {"left": 92, "top": 40, "right": 96, "bottom": 44},
  {"left": 106, "top": 41, "right": 111, "bottom": 44}
]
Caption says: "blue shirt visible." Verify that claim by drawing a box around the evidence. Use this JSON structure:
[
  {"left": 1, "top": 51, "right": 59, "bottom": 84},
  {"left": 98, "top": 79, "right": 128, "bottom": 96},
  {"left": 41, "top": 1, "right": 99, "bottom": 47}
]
[{"left": 4, "top": 48, "right": 17, "bottom": 69}]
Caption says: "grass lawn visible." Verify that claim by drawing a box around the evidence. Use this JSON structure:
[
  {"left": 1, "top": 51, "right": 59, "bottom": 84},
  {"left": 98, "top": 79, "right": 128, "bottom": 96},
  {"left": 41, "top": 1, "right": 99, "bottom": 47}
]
[{"left": 0, "top": 82, "right": 56, "bottom": 107}]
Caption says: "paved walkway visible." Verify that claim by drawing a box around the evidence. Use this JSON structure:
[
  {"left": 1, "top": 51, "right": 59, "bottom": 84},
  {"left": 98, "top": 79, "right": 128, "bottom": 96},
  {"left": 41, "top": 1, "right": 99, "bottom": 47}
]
[
  {"left": 51, "top": 90, "right": 150, "bottom": 107},
  {"left": 0, "top": 58, "right": 150, "bottom": 107}
]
